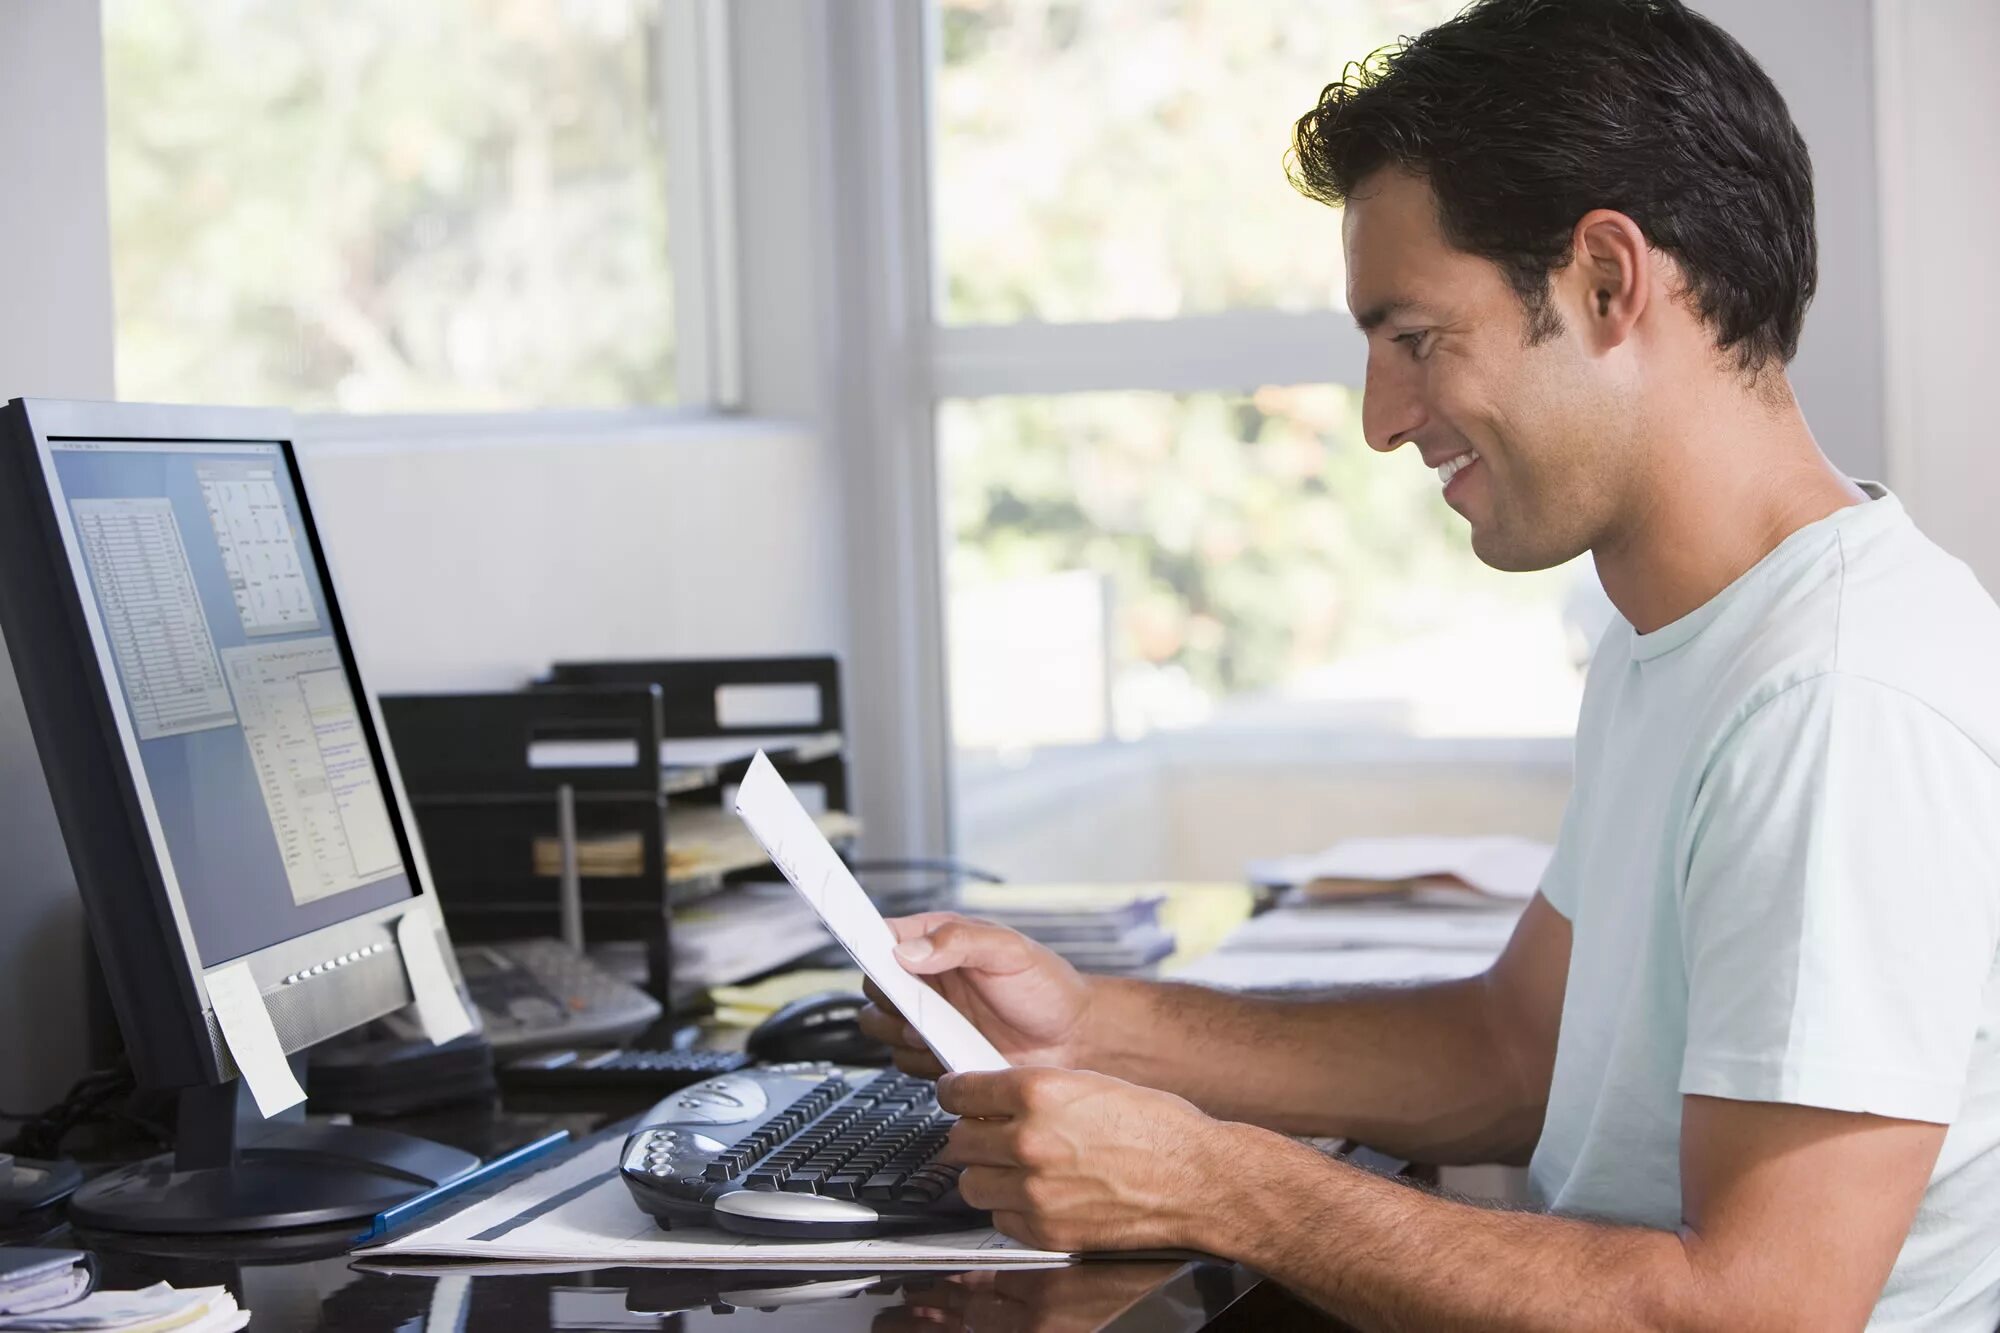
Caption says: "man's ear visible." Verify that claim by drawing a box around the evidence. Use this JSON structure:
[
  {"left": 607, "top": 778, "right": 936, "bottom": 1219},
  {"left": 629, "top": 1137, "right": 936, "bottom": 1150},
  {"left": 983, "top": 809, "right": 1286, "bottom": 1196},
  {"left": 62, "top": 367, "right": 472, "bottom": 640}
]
[{"left": 1563, "top": 209, "right": 1651, "bottom": 352}]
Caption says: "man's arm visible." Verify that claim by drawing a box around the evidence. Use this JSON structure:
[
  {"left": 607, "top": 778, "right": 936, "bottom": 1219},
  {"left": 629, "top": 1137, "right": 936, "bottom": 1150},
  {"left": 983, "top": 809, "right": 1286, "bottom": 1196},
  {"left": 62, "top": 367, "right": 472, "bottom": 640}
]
[
  {"left": 869, "top": 895, "right": 1572, "bottom": 1166},
  {"left": 1219, "top": 1094, "right": 1942, "bottom": 1331},
  {"left": 943, "top": 1075, "right": 1944, "bottom": 1332},
  {"left": 1083, "top": 894, "right": 1571, "bottom": 1162}
]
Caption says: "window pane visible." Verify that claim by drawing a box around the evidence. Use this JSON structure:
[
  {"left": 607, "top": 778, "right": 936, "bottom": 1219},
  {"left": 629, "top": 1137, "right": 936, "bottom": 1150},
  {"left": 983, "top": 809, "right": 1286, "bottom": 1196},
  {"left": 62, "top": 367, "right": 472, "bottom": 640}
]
[
  {"left": 931, "top": 0, "right": 1461, "bottom": 324},
  {"left": 943, "top": 387, "right": 1588, "bottom": 754},
  {"left": 104, "top": 0, "right": 674, "bottom": 411}
]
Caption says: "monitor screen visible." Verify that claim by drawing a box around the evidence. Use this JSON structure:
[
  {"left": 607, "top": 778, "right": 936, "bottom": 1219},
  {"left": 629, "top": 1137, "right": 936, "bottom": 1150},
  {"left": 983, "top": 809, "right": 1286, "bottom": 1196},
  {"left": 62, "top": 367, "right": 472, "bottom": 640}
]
[{"left": 44, "top": 438, "right": 414, "bottom": 966}]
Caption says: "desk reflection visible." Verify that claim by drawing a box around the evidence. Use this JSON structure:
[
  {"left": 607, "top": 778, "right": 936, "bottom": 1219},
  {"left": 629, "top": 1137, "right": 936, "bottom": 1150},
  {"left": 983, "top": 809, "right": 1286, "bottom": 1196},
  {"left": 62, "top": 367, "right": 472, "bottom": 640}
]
[{"left": 878, "top": 1263, "right": 1196, "bottom": 1332}]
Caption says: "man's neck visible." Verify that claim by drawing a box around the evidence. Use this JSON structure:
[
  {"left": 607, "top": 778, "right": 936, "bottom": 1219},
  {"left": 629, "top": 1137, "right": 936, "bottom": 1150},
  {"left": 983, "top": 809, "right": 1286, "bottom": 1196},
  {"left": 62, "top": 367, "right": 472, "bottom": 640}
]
[{"left": 1592, "top": 380, "right": 1867, "bottom": 636}]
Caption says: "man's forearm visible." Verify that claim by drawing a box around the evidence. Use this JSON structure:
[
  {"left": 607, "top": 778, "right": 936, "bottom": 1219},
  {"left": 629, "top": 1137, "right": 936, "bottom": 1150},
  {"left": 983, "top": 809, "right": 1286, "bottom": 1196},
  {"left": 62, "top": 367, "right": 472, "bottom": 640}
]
[
  {"left": 1077, "top": 974, "right": 1545, "bottom": 1164},
  {"left": 1210, "top": 1127, "right": 1714, "bottom": 1333}
]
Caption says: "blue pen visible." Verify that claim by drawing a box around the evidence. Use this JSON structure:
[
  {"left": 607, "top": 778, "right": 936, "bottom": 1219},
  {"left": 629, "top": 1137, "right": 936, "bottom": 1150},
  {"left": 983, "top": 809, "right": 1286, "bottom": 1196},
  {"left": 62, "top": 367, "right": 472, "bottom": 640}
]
[{"left": 353, "top": 1129, "right": 571, "bottom": 1245}]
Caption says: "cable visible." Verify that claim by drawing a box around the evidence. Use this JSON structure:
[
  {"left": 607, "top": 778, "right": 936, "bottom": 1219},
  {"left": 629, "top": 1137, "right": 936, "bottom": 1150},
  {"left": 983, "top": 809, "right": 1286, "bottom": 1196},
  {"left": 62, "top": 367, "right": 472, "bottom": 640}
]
[
  {"left": 845, "top": 858, "right": 1006, "bottom": 885},
  {"left": 0, "top": 1060, "right": 164, "bottom": 1160}
]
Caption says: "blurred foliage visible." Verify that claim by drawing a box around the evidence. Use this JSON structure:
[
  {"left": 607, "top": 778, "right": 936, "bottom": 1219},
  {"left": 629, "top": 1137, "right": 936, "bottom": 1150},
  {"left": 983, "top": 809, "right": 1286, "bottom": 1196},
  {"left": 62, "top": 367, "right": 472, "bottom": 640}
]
[
  {"left": 103, "top": 0, "right": 675, "bottom": 411},
  {"left": 933, "top": 0, "right": 1463, "bottom": 323},
  {"left": 944, "top": 387, "right": 1562, "bottom": 711}
]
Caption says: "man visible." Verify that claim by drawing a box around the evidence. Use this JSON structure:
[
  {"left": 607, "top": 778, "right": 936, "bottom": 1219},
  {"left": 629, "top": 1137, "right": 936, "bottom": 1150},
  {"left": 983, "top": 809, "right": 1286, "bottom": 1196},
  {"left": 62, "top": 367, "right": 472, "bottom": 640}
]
[{"left": 860, "top": 1, "right": 2000, "bottom": 1327}]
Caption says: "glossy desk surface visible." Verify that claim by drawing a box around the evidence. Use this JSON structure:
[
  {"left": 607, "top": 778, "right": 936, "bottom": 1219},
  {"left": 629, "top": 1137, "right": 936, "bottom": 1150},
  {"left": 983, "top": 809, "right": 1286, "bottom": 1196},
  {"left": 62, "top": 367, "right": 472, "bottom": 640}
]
[{"left": 3, "top": 1102, "right": 1335, "bottom": 1332}]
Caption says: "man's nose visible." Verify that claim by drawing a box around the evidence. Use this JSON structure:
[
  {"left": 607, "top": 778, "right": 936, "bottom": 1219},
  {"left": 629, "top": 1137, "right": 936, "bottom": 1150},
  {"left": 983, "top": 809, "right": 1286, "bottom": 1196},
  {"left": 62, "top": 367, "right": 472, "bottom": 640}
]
[{"left": 1361, "top": 351, "right": 1426, "bottom": 454}]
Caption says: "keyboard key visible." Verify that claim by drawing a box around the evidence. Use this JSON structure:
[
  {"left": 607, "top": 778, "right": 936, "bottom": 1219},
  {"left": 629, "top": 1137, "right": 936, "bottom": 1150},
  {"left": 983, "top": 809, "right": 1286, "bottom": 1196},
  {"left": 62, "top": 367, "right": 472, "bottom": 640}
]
[
  {"left": 823, "top": 1172, "right": 868, "bottom": 1199},
  {"left": 862, "top": 1172, "right": 906, "bottom": 1200}
]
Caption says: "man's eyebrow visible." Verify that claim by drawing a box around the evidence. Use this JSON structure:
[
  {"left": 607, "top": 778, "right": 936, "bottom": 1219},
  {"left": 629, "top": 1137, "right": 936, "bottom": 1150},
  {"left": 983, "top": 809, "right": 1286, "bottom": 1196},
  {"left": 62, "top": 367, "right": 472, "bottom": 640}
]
[{"left": 1351, "top": 299, "right": 1428, "bottom": 332}]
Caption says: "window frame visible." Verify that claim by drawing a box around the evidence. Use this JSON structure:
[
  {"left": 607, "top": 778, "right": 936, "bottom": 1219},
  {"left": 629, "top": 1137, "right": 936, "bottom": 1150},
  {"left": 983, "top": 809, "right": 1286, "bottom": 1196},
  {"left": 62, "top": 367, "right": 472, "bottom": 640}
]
[{"left": 864, "top": 2, "right": 1579, "bottom": 857}]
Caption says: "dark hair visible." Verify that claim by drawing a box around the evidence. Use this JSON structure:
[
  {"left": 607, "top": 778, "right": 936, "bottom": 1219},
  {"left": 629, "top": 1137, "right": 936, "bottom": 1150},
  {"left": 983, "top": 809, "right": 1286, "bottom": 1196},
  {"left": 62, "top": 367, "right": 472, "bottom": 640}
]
[{"left": 1290, "top": 0, "right": 1815, "bottom": 372}]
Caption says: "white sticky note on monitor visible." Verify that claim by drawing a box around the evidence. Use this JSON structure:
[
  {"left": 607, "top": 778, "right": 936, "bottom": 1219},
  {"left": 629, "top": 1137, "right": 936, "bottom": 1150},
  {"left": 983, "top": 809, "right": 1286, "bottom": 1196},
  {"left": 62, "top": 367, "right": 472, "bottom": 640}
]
[
  {"left": 204, "top": 961, "right": 306, "bottom": 1118},
  {"left": 397, "top": 907, "right": 476, "bottom": 1044},
  {"left": 734, "top": 751, "right": 1008, "bottom": 1074}
]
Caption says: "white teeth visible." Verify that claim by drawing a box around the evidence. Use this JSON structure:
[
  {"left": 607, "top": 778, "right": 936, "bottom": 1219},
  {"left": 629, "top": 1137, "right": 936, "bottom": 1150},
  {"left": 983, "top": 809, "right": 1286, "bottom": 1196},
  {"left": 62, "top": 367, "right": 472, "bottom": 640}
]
[{"left": 1437, "top": 451, "right": 1479, "bottom": 487}]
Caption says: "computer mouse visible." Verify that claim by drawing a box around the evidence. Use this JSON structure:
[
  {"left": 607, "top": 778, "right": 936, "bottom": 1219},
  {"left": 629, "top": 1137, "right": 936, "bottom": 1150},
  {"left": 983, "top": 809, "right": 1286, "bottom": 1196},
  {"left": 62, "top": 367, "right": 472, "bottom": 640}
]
[{"left": 744, "top": 991, "right": 892, "bottom": 1067}]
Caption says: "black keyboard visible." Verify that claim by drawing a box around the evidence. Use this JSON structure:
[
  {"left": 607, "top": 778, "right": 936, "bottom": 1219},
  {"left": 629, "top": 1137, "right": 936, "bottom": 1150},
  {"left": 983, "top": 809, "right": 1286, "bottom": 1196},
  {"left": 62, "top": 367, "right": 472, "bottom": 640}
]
[
  {"left": 500, "top": 1046, "right": 751, "bottom": 1093},
  {"left": 619, "top": 1063, "right": 975, "bottom": 1239}
]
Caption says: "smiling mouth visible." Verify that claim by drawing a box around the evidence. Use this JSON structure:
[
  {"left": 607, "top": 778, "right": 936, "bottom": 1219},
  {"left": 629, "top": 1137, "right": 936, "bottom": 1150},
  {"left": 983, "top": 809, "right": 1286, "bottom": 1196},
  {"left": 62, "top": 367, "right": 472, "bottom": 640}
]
[{"left": 1437, "top": 450, "right": 1480, "bottom": 488}]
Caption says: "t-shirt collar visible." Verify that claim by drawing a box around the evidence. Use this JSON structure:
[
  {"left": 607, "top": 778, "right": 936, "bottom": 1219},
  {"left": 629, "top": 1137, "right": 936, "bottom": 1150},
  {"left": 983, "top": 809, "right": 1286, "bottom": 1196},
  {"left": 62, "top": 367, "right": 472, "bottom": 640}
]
[{"left": 1627, "top": 482, "right": 1901, "bottom": 662}]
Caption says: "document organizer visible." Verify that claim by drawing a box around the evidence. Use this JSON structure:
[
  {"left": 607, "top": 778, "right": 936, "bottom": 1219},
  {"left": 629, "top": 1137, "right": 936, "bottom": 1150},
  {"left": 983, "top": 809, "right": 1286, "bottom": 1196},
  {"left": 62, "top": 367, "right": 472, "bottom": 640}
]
[{"left": 382, "top": 657, "right": 860, "bottom": 1009}]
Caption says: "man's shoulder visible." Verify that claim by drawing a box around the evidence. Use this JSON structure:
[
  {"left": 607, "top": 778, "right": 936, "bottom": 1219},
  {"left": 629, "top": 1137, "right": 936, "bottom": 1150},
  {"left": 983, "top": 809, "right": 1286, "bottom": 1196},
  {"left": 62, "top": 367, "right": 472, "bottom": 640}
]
[
  {"left": 1666, "top": 509, "right": 2000, "bottom": 776},
  {"left": 1819, "top": 513, "right": 2000, "bottom": 763}
]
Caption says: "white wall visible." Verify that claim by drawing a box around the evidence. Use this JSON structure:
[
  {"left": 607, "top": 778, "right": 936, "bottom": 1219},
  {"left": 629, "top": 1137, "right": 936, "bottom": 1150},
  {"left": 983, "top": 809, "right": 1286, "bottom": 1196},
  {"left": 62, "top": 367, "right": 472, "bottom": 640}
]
[
  {"left": 299, "top": 418, "right": 847, "bottom": 692},
  {"left": 1875, "top": 0, "right": 2000, "bottom": 593},
  {"left": 0, "top": 1, "right": 117, "bottom": 1110},
  {"left": 1709, "top": 0, "right": 1885, "bottom": 479}
]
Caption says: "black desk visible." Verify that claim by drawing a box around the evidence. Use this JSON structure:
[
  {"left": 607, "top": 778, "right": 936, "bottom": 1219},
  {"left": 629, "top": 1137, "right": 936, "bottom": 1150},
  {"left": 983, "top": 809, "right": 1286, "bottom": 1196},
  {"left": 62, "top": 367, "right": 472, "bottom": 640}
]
[{"left": 3, "top": 1100, "right": 1339, "bottom": 1331}]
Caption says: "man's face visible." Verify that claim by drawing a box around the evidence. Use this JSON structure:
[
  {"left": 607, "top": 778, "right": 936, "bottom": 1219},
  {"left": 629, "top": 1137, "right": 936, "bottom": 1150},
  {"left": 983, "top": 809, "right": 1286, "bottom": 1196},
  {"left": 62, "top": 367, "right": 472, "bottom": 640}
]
[{"left": 1342, "top": 169, "right": 1633, "bottom": 571}]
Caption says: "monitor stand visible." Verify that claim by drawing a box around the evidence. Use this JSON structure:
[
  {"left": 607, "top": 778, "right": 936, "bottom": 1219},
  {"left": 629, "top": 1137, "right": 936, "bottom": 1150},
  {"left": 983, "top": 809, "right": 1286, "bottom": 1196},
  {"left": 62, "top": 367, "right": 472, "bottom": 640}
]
[{"left": 66, "top": 1076, "right": 480, "bottom": 1233}]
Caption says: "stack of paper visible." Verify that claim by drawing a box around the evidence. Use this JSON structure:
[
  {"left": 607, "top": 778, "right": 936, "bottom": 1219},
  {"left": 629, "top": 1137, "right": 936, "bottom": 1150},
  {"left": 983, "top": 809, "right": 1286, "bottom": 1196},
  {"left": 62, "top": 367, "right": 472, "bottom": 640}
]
[
  {"left": 0, "top": 1283, "right": 246, "bottom": 1333},
  {"left": 0, "top": 1253, "right": 91, "bottom": 1320},
  {"left": 955, "top": 886, "right": 1174, "bottom": 974},
  {"left": 1174, "top": 841, "right": 1536, "bottom": 992},
  {"left": 1246, "top": 836, "right": 1552, "bottom": 904},
  {"left": 672, "top": 883, "right": 833, "bottom": 988},
  {"left": 1173, "top": 944, "right": 1498, "bottom": 991}
]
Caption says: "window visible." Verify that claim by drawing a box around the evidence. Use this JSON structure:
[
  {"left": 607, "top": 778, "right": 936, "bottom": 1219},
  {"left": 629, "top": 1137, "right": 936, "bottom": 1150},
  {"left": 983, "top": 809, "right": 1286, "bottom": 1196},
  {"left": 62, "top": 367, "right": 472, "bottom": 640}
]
[
  {"left": 926, "top": 1, "right": 1587, "bottom": 873},
  {"left": 103, "top": 0, "right": 678, "bottom": 412},
  {"left": 943, "top": 387, "right": 1583, "bottom": 754},
  {"left": 934, "top": 0, "right": 1462, "bottom": 324}
]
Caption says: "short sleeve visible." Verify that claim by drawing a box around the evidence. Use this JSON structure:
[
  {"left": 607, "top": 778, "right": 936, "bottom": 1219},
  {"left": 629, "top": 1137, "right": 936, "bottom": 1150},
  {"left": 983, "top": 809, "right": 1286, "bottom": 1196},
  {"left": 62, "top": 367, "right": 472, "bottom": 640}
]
[
  {"left": 1678, "top": 674, "right": 2000, "bottom": 1124},
  {"left": 1538, "top": 792, "right": 1585, "bottom": 920}
]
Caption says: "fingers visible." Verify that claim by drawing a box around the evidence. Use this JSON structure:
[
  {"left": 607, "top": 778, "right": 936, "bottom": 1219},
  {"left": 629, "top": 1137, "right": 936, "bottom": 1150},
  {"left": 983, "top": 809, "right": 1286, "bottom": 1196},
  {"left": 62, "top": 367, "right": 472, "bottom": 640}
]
[
  {"left": 941, "top": 1116, "right": 1020, "bottom": 1167},
  {"left": 937, "top": 1068, "right": 1045, "bottom": 1119},
  {"left": 860, "top": 977, "right": 904, "bottom": 1024},
  {"left": 882, "top": 910, "right": 968, "bottom": 944},
  {"left": 857, "top": 989, "right": 910, "bottom": 1045},
  {"left": 954, "top": 1164, "right": 1029, "bottom": 1212},
  {"left": 861, "top": 984, "right": 946, "bottom": 1079},
  {"left": 892, "top": 1044, "right": 947, "bottom": 1080},
  {"left": 990, "top": 1211, "right": 1056, "bottom": 1252},
  {"left": 892, "top": 917, "right": 1037, "bottom": 978},
  {"left": 859, "top": 1006, "right": 926, "bottom": 1055}
]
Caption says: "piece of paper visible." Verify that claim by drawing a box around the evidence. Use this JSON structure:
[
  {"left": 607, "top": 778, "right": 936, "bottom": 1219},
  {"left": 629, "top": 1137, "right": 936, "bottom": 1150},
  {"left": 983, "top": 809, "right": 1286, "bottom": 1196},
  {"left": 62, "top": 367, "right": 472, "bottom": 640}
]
[
  {"left": 202, "top": 963, "right": 305, "bottom": 1118},
  {"left": 1172, "top": 946, "right": 1497, "bottom": 991},
  {"left": 734, "top": 752, "right": 1007, "bottom": 1074},
  {"left": 357, "top": 1134, "right": 1067, "bottom": 1268},
  {"left": 397, "top": 908, "right": 476, "bottom": 1045},
  {"left": 0, "top": 1282, "right": 239, "bottom": 1332},
  {"left": 1245, "top": 836, "right": 1553, "bottom": 901},
  {"left": 0, "top": 1267, "right": 90, "bottom": 1318}
]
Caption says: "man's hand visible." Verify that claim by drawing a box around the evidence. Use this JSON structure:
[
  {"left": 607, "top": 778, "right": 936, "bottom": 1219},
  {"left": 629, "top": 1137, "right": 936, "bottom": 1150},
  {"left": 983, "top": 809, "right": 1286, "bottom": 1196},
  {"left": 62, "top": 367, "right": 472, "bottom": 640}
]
[
  {"left": 937, "top": 1066, "right": 1242, "bottom": 1254},
  {"left": 858, "top": 913, "right": 1094, "bottom": 1077}
]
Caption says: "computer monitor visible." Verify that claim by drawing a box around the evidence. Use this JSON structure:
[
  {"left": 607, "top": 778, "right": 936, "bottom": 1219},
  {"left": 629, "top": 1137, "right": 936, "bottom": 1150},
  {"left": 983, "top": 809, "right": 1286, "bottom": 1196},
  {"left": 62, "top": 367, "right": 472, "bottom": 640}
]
[{"left": 0, "top": 399, "right": 477, "bottom": 1232}]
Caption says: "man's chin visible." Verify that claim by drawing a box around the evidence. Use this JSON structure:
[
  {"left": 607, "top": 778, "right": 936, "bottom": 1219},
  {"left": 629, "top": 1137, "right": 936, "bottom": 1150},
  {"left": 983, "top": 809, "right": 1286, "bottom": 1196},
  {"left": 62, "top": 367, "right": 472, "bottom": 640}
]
[{"left": 1470, "top": 521, "right": 1580, "bottom": 573}]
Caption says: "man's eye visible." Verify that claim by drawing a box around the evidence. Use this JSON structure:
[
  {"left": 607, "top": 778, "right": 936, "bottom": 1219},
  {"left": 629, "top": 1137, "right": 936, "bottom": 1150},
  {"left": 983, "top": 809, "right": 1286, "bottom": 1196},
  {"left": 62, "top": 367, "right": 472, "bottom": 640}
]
[{"left": 1393, "top": 331, "right": 1432, "bottom": 360}]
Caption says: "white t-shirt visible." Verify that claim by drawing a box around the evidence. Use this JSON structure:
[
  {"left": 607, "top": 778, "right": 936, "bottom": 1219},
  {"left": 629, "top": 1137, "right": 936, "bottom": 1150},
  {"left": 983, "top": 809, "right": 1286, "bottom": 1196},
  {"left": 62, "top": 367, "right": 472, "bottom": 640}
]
[{"left": 1532, "top": 486, "right": 2000, "bottom": 1330}]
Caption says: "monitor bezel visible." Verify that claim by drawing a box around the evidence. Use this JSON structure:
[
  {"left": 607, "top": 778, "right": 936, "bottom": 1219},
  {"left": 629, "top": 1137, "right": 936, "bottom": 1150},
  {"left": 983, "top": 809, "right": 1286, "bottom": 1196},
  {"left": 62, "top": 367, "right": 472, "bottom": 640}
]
[{"left": 0, "top": 398, "right": 450, "bottom": 1090}]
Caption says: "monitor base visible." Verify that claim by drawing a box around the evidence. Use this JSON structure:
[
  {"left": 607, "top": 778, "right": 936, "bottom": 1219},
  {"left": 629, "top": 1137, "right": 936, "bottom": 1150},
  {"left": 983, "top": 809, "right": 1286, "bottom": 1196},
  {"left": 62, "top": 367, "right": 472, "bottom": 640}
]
[{"left": 66, "top": 1120, "right": 478, "bottom": 1234}]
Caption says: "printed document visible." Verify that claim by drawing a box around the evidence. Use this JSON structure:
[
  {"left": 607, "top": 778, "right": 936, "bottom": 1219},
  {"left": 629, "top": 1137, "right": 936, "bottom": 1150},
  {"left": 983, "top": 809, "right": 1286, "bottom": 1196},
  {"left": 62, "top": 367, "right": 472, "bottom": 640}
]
[{"left": 734, "top": 752, "right": 1008, "bottom": 1074}]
